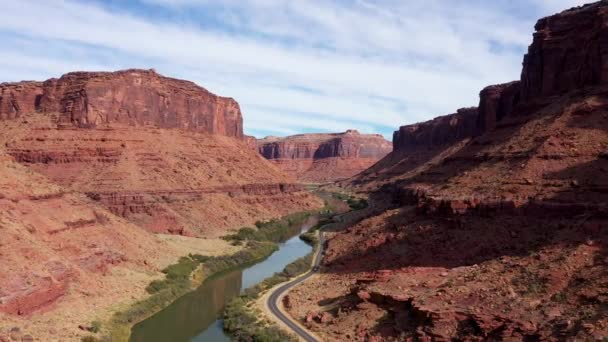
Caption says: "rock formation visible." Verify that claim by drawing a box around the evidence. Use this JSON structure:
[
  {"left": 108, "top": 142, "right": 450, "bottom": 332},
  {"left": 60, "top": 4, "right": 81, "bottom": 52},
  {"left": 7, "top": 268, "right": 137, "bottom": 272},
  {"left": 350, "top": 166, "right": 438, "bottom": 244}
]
[
  {"left": 258, "top": 130, "right": 392, "bottom": 183},
  {"left": 393, "top": 107, "right": 478, "bottom": 151},
  {"left": 1, "top": 69, "right": 243, "bottom": 138},
  {"left": 521, "top": 1, "right": 608, "bottom": 101},
  {"left": 0, "top": 68, "right": 322, "bottom": 332},
  {"left": 294, "top": 2, "right": 608, "bottom": 341},
  {"left": 0, "top": 81, "right": 43, "bottom": 120}
]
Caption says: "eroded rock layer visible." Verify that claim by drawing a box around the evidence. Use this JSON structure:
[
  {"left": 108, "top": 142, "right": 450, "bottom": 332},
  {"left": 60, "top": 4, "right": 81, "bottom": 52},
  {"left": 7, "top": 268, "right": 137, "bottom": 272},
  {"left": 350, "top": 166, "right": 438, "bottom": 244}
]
[
  {"left": 0, "top": 81, "right": 43, "bottom": 120},
  {"left": 296, "top": 2, "right": 608, "bottom": 341},
  {"left": 0, "top": 69, "right": 322, "bottom": 334},
  {"left": 1, "top": 69, "right": 243, "bottom": 138},
  {"left": 1, "top": 116, "right": 321, "bottom": 238},
  {"left": 258, "top": 130, "right": 392, "bottom": 183}
]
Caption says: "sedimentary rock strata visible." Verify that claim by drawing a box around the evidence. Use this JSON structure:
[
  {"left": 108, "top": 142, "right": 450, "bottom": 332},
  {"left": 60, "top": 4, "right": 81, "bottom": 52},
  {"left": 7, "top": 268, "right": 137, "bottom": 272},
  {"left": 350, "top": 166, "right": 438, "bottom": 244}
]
[
  {"left": 0, "top": 68, "right": 322, "bottom": 332},
  {"left": 258, "top": 130, "right": 392, "bottom": 183},
  {"left": 1, "top": 69, "right": 243, "bottom": 138},
  {"left": 0, "top": 81, "right": 43, "bottom": 120},
  {"left": 297, "top": 2, "right": 608, "bottom": 340}
]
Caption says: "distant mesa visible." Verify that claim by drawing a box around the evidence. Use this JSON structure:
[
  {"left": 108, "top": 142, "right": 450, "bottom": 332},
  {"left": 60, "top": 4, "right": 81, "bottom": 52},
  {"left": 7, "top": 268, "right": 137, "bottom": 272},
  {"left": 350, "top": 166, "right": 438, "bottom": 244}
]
[{"left": 257, "top": 130, "right": 392, "bottom": 183}]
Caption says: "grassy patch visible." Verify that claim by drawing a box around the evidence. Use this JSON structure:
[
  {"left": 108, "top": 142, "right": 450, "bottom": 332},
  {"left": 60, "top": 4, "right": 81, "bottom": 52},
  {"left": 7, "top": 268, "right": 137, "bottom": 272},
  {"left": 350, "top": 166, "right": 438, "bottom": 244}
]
[
  {"left": 223, "top": 251, "right": 315, "bottom": 341},
  {"left": 331, "top": 192, "right": 369, "bottom": 211},
  {"left": 299, "top": 231, "right": 318, "bottom": 245},
  {"left": 104, "top": 209, "right": 322, "bottom": 341},
  {"left": 106, "top": 241, "right": 278, "bottom": 341},
  {"left": 347, "top": 197, "right": 368, "bottom": 211},
  {"left": 224, "top": 229, "right": 321, "bottom": 341},
  {"left": 224, "top": 297, "right": 297, "bottom": 342},
  {"left": 223, "top": 211, "right": 312, "bottom": 243}
]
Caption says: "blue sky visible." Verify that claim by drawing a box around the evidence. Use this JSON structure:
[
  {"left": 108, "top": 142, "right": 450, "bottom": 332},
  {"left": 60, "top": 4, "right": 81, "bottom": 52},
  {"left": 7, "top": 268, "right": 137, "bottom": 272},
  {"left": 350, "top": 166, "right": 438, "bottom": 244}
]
[{"left": 0, "top": 0, "right": 587, "bottom": 139}]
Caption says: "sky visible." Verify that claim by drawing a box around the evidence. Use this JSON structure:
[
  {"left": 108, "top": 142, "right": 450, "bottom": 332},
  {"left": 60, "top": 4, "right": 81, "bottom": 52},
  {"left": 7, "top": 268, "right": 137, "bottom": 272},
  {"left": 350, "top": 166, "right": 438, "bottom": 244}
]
[{"left": 0, "top": 0, "right": 589, "bottom": 139}]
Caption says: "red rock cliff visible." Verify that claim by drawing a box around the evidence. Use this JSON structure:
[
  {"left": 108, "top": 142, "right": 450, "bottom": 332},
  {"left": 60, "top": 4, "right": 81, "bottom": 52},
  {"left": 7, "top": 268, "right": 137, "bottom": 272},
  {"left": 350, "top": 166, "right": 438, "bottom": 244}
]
[
  {"left": 392, "top": 107, "right": 478, "bottom": 152},
  {"left": 0, "top": 81, "right": 43, "bottom": 120},
  {"left": 521, "top": 1, "right": 608, "bottom": 101},
  {"left": 257, "top": 130, "right": 392, "bottom": 182},
  {"left": 1, "top": 69, "right": 244, "bottom": 138}
]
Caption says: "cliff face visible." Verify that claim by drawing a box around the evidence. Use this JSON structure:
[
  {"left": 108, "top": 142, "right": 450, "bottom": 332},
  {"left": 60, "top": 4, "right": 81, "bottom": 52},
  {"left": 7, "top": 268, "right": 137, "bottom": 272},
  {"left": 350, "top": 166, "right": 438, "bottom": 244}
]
[
  {"left": 1, "top": 69, "right": 243, "bottom": 138},
  {"left": 257, "top": 130, "right": 392, "bottom": 182},
  {"left": 0, "top": 69, "right": 323, "bottom": 325},
  {"left": 0, "top": 81, "right": 43, "bottom": 120},
  {"left": 300, "top": 2, "right": 608, "bottom": 341},
  {"left": 521, "top": 2, "right": 608, "bottom": 101},
  {"left": 476, "top": 81, "right": 521, "bottom": 134},
  {"left": 392, "top": 107, "right": 479, "bottom": 152}
]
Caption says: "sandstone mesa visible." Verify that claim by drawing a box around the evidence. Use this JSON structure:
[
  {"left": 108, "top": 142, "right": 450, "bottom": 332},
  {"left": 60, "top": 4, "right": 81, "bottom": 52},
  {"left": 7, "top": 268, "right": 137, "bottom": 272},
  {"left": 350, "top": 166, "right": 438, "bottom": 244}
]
[{"left": 258, "top": 130, "right": 392, "bottom": 183}]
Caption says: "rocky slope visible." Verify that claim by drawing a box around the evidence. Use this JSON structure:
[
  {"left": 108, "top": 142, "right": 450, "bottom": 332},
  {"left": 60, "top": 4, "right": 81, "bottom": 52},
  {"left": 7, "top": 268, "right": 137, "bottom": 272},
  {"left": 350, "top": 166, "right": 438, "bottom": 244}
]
[
  {"left": 258, "top": 130, "right": 392, "bottom": 183},
  {"left": 0, "top": 69, "right": 322, "bottom": 340},
  {"left": 0, "top": 69, "right": 321, "bottom": 237},
  {"left": 291, "top": 2, "right": 608, "bottom": 341}
]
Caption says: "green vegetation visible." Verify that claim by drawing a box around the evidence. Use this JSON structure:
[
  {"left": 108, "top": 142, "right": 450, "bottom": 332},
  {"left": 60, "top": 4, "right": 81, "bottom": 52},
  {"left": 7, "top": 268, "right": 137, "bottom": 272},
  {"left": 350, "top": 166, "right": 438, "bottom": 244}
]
[
  {"left": 224, "top": 226, "right": 324, "bottom": 341},
  {"left": 331, "top": 192, "right": 369, "bottom": 211},
  {"left": 91, "top": 321, "right": 102, "bottom": 334},
  {"left": 347, "top": 197, "right": 368, "bottom": 211},
  {"left": 222, "top": 211, "right": 312, "bottom": 243},
  {"left": 106, "top": 240, "right": 278, "bottom": 341},
  {"left": 223, "top": 251, "right": 316, "bottom": 342},
  {"left": 224, "top": 297, "right": 297, "bottom": 342},
  {"left": 81, "top": 336, "right": 101, "bottom": 342},
  {"left": 299, "top": 231, "right": 318, "bottom": 245},
  {"left": 104, "top": 208, "right": 322, "bottom": 341}
]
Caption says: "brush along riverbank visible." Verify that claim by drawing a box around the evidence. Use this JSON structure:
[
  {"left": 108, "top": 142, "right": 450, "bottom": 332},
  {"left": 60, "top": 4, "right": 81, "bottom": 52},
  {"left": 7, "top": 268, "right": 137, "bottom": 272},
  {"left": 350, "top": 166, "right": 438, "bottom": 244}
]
[{"left": 92, "top": 210, "right": 318, "bottom": 342}]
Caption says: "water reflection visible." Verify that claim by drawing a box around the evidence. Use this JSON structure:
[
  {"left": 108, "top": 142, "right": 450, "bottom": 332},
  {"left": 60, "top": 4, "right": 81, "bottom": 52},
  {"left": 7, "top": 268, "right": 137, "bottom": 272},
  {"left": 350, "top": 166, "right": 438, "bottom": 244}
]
[
  {"left": 130, "top": 216, "right": 317, "bottom": 342},
  {"left": 130, "top": 270, "right": 242, "bottom": 342}
]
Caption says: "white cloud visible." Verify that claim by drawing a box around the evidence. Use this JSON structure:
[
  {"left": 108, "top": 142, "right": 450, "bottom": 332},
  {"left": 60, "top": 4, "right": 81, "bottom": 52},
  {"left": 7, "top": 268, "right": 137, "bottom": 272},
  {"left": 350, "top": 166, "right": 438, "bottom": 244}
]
[{"left": 0, "top": 0, "right": 588, "bottom": 138}]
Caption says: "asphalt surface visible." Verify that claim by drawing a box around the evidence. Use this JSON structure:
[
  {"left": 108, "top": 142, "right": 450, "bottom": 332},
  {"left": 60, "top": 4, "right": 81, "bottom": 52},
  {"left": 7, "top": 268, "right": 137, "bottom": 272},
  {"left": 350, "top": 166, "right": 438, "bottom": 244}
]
[
  {"left": 267, "top": 229, "right": 326, "bottom": 342},
  {"left": 266, "top": 203, "right": 367, "bottom": 342}
]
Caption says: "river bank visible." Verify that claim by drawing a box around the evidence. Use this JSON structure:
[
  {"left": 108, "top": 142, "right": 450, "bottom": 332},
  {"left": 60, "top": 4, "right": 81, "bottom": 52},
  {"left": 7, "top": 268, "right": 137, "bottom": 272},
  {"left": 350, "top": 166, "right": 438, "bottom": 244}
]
[
  {"left": 222, "top": 193, "right": 369, "bottom": 342},
  {"left": 77, "top": 192, "right": 352, "bottom": 342},
  {"left": 92, "top": 210, "right": 316, "bottom": 342}
]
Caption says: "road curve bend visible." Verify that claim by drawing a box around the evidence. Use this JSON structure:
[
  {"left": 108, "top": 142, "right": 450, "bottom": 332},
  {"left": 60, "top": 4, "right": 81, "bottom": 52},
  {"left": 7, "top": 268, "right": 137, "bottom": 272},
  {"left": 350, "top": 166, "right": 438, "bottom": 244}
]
[{"left": 267, "top": 231, "right": 326, "bottom": 342}]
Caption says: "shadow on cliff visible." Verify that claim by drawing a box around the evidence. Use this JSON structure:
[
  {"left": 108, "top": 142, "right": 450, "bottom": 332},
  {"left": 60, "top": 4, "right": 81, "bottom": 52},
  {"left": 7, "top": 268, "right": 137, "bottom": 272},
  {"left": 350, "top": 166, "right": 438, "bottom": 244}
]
[
  {"left": 323, "top": 200, "right": 607, "bottom": 274},
  {"left": 324, "top": 93, "right": 608, "bottom": 275}
]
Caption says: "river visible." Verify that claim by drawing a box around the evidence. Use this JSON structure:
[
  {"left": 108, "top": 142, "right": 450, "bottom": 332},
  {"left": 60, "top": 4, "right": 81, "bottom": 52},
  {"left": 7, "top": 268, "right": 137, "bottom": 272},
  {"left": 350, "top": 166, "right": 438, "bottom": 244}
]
[{"left": 130, "top": 216, "right": 318, "bottom": 342}]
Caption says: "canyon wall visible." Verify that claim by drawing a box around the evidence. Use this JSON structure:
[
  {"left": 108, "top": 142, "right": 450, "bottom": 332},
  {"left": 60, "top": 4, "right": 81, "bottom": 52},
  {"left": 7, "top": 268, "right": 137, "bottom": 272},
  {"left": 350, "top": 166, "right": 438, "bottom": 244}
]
[
  {"left": 521, "top": 1, "right": 608, "bottom": 101},
  {"left": 0, "top": 81, "right": 43, "bottom": 121},
  {"left": 258, "top": 130, "right": 392, "bottom": 183},
  {"left": 0, "top": 69, "right": 323, "bottom": 325},
  {"left": 299, "top": 2, "right": 608, "bottom": 341},
  {"left": 1, "top": 69, "right": 243, "bottom": 138},
  {"left": 392, "top": 107, "right": 479, "bottom": 152}
]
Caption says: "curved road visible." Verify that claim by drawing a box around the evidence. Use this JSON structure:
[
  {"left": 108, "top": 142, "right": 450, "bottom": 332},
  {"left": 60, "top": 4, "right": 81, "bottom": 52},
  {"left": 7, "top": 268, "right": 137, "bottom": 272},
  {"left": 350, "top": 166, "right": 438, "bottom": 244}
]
[
  {"left": 267, "top": 200, "right": 371, "bottom": 342},
  {"left": 267, "top": 230, "right": 326, "bottom": 342}
]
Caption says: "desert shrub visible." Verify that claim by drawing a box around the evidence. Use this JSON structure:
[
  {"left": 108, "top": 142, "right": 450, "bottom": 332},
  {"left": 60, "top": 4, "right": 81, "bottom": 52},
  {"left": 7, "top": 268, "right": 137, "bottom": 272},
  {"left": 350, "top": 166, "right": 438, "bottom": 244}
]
[
  {"left": 224, "top": 211, "right": 312, "bottom": 244},
  {"left": 81, "top": 336, "right": 101, "bottom": 342},
  {"left": 91, "top": 321, "right": 102, "bottom": 333},
  {"left": 347, "top": 197, "right": 368, "bottom": 211},
  {"left": 224, "top": 238, "right": 317, "bottom": 341},
  {"left": 299, "top": 231, "right": 318, "bottom": 245},
  {"left": 224, "top": 289, "right": 298, "bottom": 342}
]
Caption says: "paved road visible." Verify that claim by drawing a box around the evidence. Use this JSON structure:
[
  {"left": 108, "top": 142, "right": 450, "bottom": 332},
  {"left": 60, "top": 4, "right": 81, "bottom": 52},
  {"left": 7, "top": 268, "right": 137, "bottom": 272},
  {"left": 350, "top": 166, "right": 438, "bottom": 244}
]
[
  {"left": 266, "top": 201, "right": 370, "bottom": 341},
  {"left": 267, "top": 229, "right": 326, "bottom": 342}
]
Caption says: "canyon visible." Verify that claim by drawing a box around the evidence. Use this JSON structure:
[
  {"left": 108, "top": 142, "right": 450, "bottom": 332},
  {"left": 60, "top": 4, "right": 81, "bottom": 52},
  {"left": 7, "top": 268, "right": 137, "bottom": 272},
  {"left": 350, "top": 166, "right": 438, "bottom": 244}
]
[
  {"left": 0, "top": 69, "right": 322, "bottom": 340},
  {"left": 2, "top": 1, "right": 608, "bottom": 342},
  {"left": 288, "top": 2, "right": 608, "bottom": 341},
  {"left": 258, "top": 130, "right": 392, "bottom": 183}
]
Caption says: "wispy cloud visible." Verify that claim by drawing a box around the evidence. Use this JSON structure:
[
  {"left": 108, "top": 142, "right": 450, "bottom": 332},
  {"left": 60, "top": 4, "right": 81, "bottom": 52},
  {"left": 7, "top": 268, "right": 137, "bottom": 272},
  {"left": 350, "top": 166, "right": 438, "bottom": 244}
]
[{"left": 0, "top": 0, "right": 588, "bottom": 138}]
